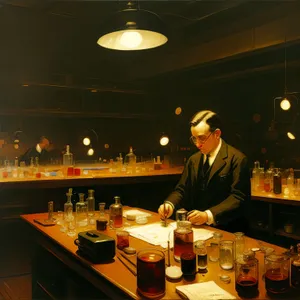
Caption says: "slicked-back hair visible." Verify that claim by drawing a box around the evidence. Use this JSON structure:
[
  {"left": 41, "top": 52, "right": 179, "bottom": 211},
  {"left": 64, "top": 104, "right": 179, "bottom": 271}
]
[
  {"left": 38, "top": 136, "right": 49, "bottom": 144},
  {"left": 190, "top": 110, "right": 222, "bottom": 132}
]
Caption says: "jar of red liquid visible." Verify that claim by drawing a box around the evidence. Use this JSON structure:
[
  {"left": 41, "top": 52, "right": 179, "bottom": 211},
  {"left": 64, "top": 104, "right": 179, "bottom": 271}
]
[
  {"left": 173, "top": 220, "right": 193, "bottom": 262},
  {"left": 67, "top": 167, "right": 74, "bottom": 176},
  {"left": 116, "top": 230, "right": 129, "bottom": 250},
  {"left": 291, "top": 243, "right": 300, "bottom": 289},
  {"left": 265, "top": 254, "right": 290, "bottom": 295},
  {"left": 109, "top": 196, "right": 123, "bottom": 229},
  {"left": 235, "top": 249, "right": 259, "bottom": 298},
  {"left": 181, "top": 251, "right": 196, "bottom": 276},
  {"left": 137, "top": 249, "right": 165, "bottom": 299}
]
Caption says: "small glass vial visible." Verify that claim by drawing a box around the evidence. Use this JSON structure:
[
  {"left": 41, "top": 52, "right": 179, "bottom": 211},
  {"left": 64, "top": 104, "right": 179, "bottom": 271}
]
[
  {"left": 48, "top": 201, "right": 54, "bottom": 221},
  {"left": 273, "top": 168, "right": 282, "bottom": 194},
  {"left": 87, "top": 189, "right": 95, "bottom": 217},
  {"left": 76, "top": 193, "right": 88, "bottom": 227},
  {"left": 63, "top": 145, "right": 73, "bottom": 166},
  {"left": 235, "top": 250, "right": 259, "bottom": 298},
  {"left": 209, "top": 232, "right": 223, "bottom": 262},
  {"left": 97, "top": 202, "right": 107, "bottom": 230},
  {"left": 109, "top": 196, "right": 123, "bottom": 228},
  {"left": 291, "top": 243, "right": 300, "bottom": 289},
  {"left": 234, "top": 232, "right": 245, "bottom": 259},
  {"left": 64, "top": 191, "right": 73, "bottom": 222},
  {"left": 194, "top": 240, "right": 207, "bottom": 271},
  {"left": 173, "top": 221, "right": 193, "bottom": 262}
]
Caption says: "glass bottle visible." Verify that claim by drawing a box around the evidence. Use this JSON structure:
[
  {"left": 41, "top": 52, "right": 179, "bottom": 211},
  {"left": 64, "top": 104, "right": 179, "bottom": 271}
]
[
  {"left": 99, "top": 202, "right": 106, "bottom": 219},
  {"left": 76, "top": 193, "right": 88, "bottom": 227},
  {"left": 209, "top": 232, "right": 223, "bottom": 262},
  {"left": 252, "top": 161, "right": 260, "bottom": 192},
  {"left": 234, "top": 232, "right": 245, "bottom": 259},
  {"left": 264, "top": 167, "right": 273, "bottom": 192},
  {"left": 235, "top": 250, "right": 259, "bottom": 298},
  {"left": 124, "top": 147, "right": 136, "bottom": 173},
  {"left": 176, "top": 208, "right": 188, "bottom": 222},
  {"left": 64, "top": 191, "right": 73, "bottom": 222},
  {"left": 265, "top": 254, "right": 290, "bottom": 295},
  {"left": 87, "top": 189, "right": 95, "bottom": 217},
  {"left": 12, "top": 157, "right": 19, "bottom": 178},
  {"left": 291, "top": 243, "right": 300, "bottom": 289},
  {"left": 273, "top": 168, "right": 282, "bottom": 194},
  {"left": 63, "top": 145, "right": 73, "bottom": 166},
  {"left": 194, "top": 240, "right": 207, "bottom": 270},
  {"left": 286, "top": 168, "right": 295, "bottom": 197},
  {"left": 97, "top": 202, "right": 108, "bottom": 231},
  {"left": 173, "top": 220, "right": 193, "bottom": 262},
  {"left": 109, "top": 196, "right": 123, "bottom": 228},
  {"left": 219, "top": 240, "right": 234, "bottom": 270}
]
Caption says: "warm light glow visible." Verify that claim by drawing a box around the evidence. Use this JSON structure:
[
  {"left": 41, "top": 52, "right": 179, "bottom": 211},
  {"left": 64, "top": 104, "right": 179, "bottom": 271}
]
[
  {"left": 287, "top": 132, "right": 296, "bottom": 140},
  {"left": 14, "top": 143, "right": 19, "bottom": 150},
  {"left": 97, "top": 29, "right": 167, "bottom": 51},
  {"left": 175, "top": 107, "right": 182, "bottom": 115},
  {"left": 83, "top": 137, "right": 91, "bottom": 146},
  {"left": 120, "top": 31, "right": 143, "bottom": 49},
  {"left": 160, "top": 136, "right": 169, "bottom": 146},
  {"left": 104, "top": 144, "right": 110, "bottom": 149},
  {"left": 87, "top": 148, "right": 94, "bottom": 156},
  {"left": 22, "top": 84, "right": 29, "bottom": 87},
  {"left": 280, "top": 98, "right": 291, "bottom": 110}
]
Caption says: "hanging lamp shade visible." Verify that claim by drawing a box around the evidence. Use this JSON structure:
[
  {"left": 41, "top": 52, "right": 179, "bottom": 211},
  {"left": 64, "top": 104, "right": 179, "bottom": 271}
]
[{"left": 97, "top": 8, "right": 168, "bottom": 51}]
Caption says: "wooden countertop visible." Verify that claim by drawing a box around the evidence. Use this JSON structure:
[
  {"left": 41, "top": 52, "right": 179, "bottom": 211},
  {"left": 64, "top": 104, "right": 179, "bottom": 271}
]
[
  {"left": 21, "top": 208, "right": 288, "bottom": 299},
  {"left": 0, "top": 167, "right": 183, "bottom": 189},
  {"left": 252, "top": 190, "right": 300, "bottom": 206}
]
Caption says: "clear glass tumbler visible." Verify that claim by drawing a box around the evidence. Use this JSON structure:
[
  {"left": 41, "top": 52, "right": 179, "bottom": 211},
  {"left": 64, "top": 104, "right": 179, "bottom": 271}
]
[{"left": 219, "top": 240, "right": 234, "bottom": 270}]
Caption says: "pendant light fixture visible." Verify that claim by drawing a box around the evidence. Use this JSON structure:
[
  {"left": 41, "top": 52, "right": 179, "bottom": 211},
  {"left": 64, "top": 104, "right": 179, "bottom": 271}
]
[{"left": 97, "top": 1, "right": 168, "bottom": 51}]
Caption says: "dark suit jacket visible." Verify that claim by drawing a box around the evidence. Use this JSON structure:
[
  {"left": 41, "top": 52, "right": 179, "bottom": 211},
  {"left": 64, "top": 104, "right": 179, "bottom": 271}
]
[
  {"left": 166, "top": 140, "right": 251, "bottom": 231},
  {"left": 19, "top": 146, "right": 48, "bottom": 166}
]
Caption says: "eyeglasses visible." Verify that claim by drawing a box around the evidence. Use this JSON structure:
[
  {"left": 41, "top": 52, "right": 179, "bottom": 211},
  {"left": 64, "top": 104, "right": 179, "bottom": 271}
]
[{"left": 190, "top": 131, "right": 213, "bottom": 145}]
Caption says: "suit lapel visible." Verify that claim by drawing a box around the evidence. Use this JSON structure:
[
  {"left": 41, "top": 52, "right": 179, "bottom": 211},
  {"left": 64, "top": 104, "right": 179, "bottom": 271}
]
[
  {"left": 194, "top": 152, "right": 203, "bottom": 181},
  {"left": 207, "top": 141, "right": 228, "bottom": 184}
]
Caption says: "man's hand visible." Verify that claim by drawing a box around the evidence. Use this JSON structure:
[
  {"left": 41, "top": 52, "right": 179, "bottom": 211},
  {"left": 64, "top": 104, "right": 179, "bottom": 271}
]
[
  {"left": 158, "top": 203, "right": 173, "bottom": 219},
  {"left": 187, "top": 210, "right": 208, "bottom": 225}
]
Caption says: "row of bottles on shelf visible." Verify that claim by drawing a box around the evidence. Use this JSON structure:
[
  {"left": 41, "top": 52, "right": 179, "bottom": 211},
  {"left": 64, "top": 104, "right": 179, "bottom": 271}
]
[{"left": 252, "top": 161, "right": 300, "bottom": 196}]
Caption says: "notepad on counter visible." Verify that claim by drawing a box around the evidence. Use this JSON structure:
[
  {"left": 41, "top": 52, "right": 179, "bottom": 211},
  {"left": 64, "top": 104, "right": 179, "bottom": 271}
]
[{"left": 176, "top": 281, "right": 236, "bottom": 300}]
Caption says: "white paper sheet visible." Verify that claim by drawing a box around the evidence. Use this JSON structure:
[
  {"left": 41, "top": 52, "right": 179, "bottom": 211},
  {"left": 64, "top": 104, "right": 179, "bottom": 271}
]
[
  {"left": 125, "top": 222, "right": 214, "bottom": 248},
  {"left": 176, "top": 281, "right": 236, "bottom": 300},
  {"left": 123, "top": 209, "right": 152, "bottom": 218}
]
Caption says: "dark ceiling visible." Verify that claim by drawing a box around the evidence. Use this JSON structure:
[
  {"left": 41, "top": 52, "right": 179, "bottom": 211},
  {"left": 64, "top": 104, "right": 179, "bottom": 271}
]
[{"left": 1, "top": 0, "right": 300, "bottom": 94}]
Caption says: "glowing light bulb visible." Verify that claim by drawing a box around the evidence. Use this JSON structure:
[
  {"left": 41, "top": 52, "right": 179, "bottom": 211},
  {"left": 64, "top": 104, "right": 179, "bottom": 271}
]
[
  {"left": 175, "top": 107, "right": 182, "bottom": 115},
  {"left": 160, "top": 136, "right": 169, "bottom": 146},
  {"left": 280, "top": 98, "right": 291, "bottom": 110},
  {"left": 87, "top": 148, "right": 94, "bottom": 156},
  {"left": 120, "top": 31, "right": 143, "bottom": 49},
  {"left": 287, "top": 132, "right": 296, "bottom": 140},
  {"left": 83, "top": 137, "right": 91, "bottom": 146}
]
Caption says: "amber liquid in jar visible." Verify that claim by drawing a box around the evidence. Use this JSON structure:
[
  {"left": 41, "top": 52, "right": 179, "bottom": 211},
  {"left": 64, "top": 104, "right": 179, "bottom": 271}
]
[
  {"left": 174, "top": 230, "right": 193, "bottom": 262},
  {"left": 236, "top": 276, "right": 258, "bottom": 298},
  {"left": 265, "top": 270, "right": 289, "bottom": 294}
]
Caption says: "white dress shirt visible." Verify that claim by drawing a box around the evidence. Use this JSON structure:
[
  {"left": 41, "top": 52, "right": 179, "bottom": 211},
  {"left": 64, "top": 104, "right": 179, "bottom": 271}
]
[{"left": 36, "top": 143, "right": 42, "bottom": 153}]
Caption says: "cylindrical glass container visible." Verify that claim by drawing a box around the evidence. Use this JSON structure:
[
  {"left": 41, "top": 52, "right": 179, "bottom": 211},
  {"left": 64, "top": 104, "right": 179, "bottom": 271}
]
[
  {"left": 265, "top": 254, "right": 290, "bottom": 295},
  {"left": 234, "top": 232, "right": 245, "bottom": 259},
  {"left": 173, "top": 221, "right": 193, "bottom": 262},
  {"left": 87, "top": 189, "right": 95, "bottom": 217},
  {"left": 273, "top": 168, "right": 282, "bottom": 194},
  {"left": 194, "top": 240, "right": 207, "bottom": 270},
  {"left": 209, "top": 232, "right": 223, "bottom": 262},
  {"left": 137, "top": 249, "right": 165, "bottom": 299},
  {"left": 181, "top": 251, "right": 196, "bottom": 276},
  {"left": 176, "top": 208, "right": 188, "bottom": 222},
  {"left": 76, "top": 193, "right": 88, "bottom": 227},
  {"left": 291, "top": 243, "right": 300, "bottom": 289},
  {"left": 109, "top": 196, "right": 123, "bottom": 228},
  {"left": 235, "top": 250, "right": 259, "bottom": 298},
  {"left": 219, "top": 240, "right": 234, "bottom": 270}
]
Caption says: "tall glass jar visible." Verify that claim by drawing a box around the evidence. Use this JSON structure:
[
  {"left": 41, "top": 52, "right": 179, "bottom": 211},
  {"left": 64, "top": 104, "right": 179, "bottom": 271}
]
[
  {"left": 273, "top": 168, "right": 282, "bottom": 195},
  {"left": 265, "top": 254, "right": 290, "bottom": 295},
  {"left": 76, "top": 193, "right": 88, "bottom": 227},
  {"left": 291, "top": 243, "right": 300, "bottom": 289},
  {"left": 209, "top": 232, "right": 223, "bottom": 262},
  {"left": 194, "top": 240, "right": 207, "bottom": 270},
  {"left": 219, "top": 240, "right": 234, "bottom": 270},
  {"left": 235, "top": 250, "right": 259, "bottom": 298},
  {"left": 173, "top": 221, "right": 193, "bottom": 262},
  {"left": 234, "top": 232, "right": 245, "bottom": 259},
  {"left": 109, "top": 196, "right": 123, "bottom": 228},
  {"left": 64, "top": 191, "right": 73, "bottom": 222}
]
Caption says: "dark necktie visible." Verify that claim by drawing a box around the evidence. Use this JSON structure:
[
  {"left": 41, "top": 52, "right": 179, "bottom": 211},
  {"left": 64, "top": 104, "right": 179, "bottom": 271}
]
[{"left": 202, "top": 154, "right": 210, "bottom": 175}]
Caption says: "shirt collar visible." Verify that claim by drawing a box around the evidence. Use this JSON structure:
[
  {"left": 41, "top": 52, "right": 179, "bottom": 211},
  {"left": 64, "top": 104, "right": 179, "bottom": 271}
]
[
  {"left": 36, "top": 143, "right": 42, "bottom": 153},
  {"left": 207, "top": 138, "right": 222, "bottom": 160}
]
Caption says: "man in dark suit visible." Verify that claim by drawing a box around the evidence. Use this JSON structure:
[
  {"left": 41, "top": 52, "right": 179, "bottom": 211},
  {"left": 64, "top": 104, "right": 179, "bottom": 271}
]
[
  {"left": 19, "top": 136, "right": 50, "bottom": 165},
  {"left": 158, "top": 110, "right": 250, "bottom": 232}
]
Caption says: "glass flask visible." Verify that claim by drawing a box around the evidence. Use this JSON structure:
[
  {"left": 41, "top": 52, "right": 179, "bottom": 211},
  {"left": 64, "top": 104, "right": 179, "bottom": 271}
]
[
  {"left": 124, "top": 146, "right": 136, "bottom": 173},
  {"left": 87, "top": 189, "right": 95, "bottom": 217},
  {"left": 64, "top": 191, "right": 73, "bottom": 222},
  {"left": 76, "top": 193, "right": 88, "bottom": 227},
  {"left": 291, "top": 243, "right": 300, "bottom": 289},
  {"left": 219, "top": 240, "right": 234, "bottom": 270},
  {"left": 63, "top": 145, "right": 73, "bottom": 166},
  {"left": 173, "top": 221, "right": 193, "bottom": 262},
  {"left": 194, "top": 240, "right": 207, "bottom": 270},
  {"left": 176, "top": 208, "right": 188, "bottom": 222},
  {"left": 234, "top": 232, "right": 245, "bottom": 259},
  {"left": 265, "top": 254, "right": 290, "bottom": 295},
  {"left": 109, "top": 196, "right": 123, "bottom": 228},
  {"left": 209, "top": 232, "right": 223, "bottom": 262},
  {"left": 137, "top": 249, "right": 165, "bottom": 299},
  {"left": 273, "top": 168, "right": 282, "bottom": 194},
  {"left": 235, "top": 249, "right": 259, "bottom": 298}
]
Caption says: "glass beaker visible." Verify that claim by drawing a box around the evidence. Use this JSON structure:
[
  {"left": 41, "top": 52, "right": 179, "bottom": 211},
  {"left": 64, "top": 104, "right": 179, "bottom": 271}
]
[
  {"left": 209, "top": 232, "right": 223, "bottom": 262},
  {"left": 265, "top": 254, "right": 290, "bottom": 295},
  {"left": 109, "top": 196, "right": 123, "bottom": 228},
  {"left": 219, "top": 240, "right": 234, "bottom": 270},
  {"left": 234, "top": 232, "right": 245, "bottom": 259},
  {"left": 194, "top": 240, "right": 207, "bottom": 270},
  {"left": 235, "top": 250, "right": 259, "bottom": 298},
  {"left": 137, "top": 249, "right": 165, "bottom": 299},
  {"left": 173, "top": 221, "right": 193, "bottom": 262}
]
